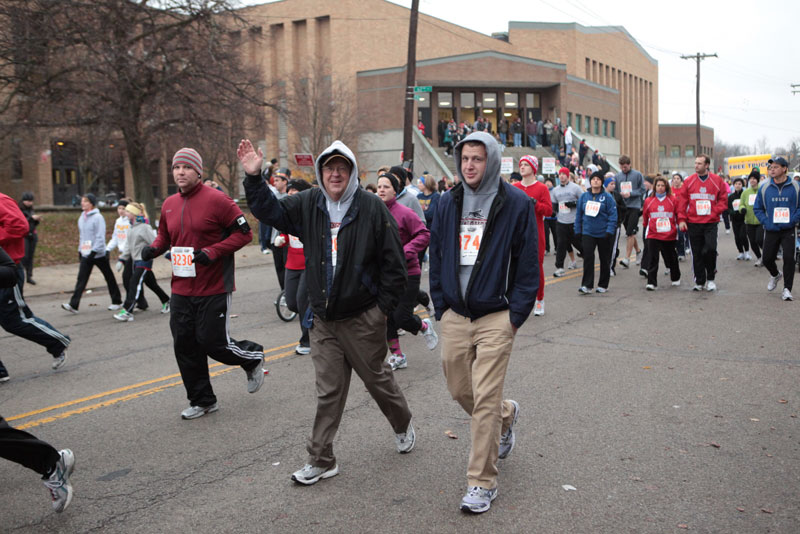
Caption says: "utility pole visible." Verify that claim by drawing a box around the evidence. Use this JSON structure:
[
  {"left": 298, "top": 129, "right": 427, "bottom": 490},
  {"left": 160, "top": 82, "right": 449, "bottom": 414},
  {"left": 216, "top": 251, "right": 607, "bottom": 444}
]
[
  {"left": 681, "top": 52, "right": 717, "bottom": 158},
  {"left": 402, "top": 0, "right": 420, "bottom": 169},
  {"left": 792, "top": 84, "right": 800, "bottom": 95}
]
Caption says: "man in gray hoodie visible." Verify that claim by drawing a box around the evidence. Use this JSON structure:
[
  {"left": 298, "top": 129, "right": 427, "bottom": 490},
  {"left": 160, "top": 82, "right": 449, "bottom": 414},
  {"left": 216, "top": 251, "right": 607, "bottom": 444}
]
[
  {"left": 240, "top": 139, "right": 413, "bottom": 487},
  {"left": 429, "top": 131, "right": 539, "bottom": 514}
]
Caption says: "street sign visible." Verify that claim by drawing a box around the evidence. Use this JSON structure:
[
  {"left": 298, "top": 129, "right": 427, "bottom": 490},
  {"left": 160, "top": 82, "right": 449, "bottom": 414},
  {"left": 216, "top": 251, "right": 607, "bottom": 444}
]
[
  {"left": 294, "top": 153, "right": 314, "bottom": 167},
  {"left": 500, "top": 157, "right": 513, "bottom": 174},
  {"left": 542, "top": 157, "right": 556, "bottom": 174},
  {"left": 413, "top": 86, "right": 432, "bottom": 93}
]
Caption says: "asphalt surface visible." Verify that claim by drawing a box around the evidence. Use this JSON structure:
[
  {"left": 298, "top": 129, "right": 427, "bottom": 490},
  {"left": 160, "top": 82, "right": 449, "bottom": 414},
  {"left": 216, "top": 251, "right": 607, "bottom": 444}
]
[{"left": 1, "top": 237, "right": 798, "bottom": 533}]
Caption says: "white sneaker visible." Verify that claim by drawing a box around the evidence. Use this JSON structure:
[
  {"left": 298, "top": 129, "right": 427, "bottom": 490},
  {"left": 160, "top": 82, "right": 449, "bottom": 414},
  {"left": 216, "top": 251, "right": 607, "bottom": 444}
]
[
  {"left": 754, "top": 258, "right": 763, "bottom": 267},
  {"left": 295, "top": 344, "right": 311, "bottom": 355},
  {"left": 726, "top": 229, "right": 731, "bottom": 234},
  {"left": 61, "top": 303, "right": 78, "bottom": 314},
  {"left": 768, "top": 272, "right": 783, "bottom": 291},
  {"left": 782, "top": 288, "right": 793, "bottom": 301},
  {"left": 395, "top": 422, "right": 416, "bottom": 453},
  {"left": 736, "top": 253, "right": 745, "bottom": 261},
  {"left": 291, "top": 463, "right": 339, "bottom": 485},
  {"left": 498, "top": 400, "right": 520, "bottom": 459},
  {"left": 533, "top": 300, "right": 545, "bottom": 316},
  {"left": 181, "top": 403, "right": 219, "bottom": 420},
  {"left": 635, "top": 251, "right": 642, "bottom": 265},
  {"left": 595, "top": 287, "right": 607, "bottom": 293},
  {"left": 706, "top": 281, "right": 717, "bottom": 291},
  {"left": 108, "top": 303, "right": 122, "bottom": 311},
  {"left": 620, "top": 258, "right": 630, "bottom": 269},
  {"left": 553, "top": 268, "right": 566, "bottom": 277},
  {"left": 460, "top": 486, "right": 498, "bottom": 514},
  {"left": 568, "top": 260, "right": 578, "bottom": 270},
  {"left": 692, "top": 284, "right": 704, "bottom": 291},
  {"left": 671, "top": 280, "right": 681, "bottom": 287},
  {"left": 664, "top": 268, "right": 670, "bottom": 275},
  {"left": 578, "top": 286, "right": 591, "bottom": 294},
  {"left": 421, "top": 318, "right": 438, "bottom": 350},
  {"left": 744, "top": 252, "right": 752, "bottom": 261},
  {"left": 645, "top": 284, "right": 656, "bottom": 291}
]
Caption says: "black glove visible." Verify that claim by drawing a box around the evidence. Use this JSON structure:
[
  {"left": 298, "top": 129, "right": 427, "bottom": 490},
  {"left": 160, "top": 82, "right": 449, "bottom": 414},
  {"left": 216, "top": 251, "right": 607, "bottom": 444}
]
[
  {"left": 552, "top": 202, "right": 559, "bottom": 213},
  {"left": 87, "top": 250, "right": 97, "bottom": 260},
  {"left": 193, "top": 249, "right": 211, "bottom": 265},
  {"left": 565, "top": 201, "right": 578, "bottom": 208},
  {"left": 141, "top": 246, "right": 156, "bottom": 261}
]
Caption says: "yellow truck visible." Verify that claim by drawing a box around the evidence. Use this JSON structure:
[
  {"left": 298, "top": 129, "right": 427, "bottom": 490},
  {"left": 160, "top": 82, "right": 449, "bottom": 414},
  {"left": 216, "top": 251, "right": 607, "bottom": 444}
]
[{"left": 725, "top": 154, "right": 771, "bottom": 178}]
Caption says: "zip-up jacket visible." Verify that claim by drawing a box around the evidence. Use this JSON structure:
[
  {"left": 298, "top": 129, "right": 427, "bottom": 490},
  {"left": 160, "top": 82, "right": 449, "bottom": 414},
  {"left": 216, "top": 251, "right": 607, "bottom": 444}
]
[
  {"left": 642, "top": 194, "right": 678, "bottom": 241},
  {"left": 739, "top": 186, "right": 761, "bottom": 225},
  {"left": 675, "top": 173, "right": 728, "bottom": 224},
  {"left": 430, "top": 180, "right": 539, "bottom": 328},
  {"left": 150, "top": 182, "right": 251, "bottom": 296},
  {"left": 0, "top": 192, "right": 29, "bottom": 262},
  {"left": 121, "top": 219, "right": 157, "bottom": 262},
  {"left": 753, "top": 178, "right": 800, "bottom": 232},
  {"left": 106, "top": 215, "right": 131, "bottom": 254},
  {"left": 728, "top": 190, "right": 746, "bottom": 224},
  {"left": 78, "top": 208, "right": 107, "bottom": 258},
  {"left": 385, "top": 197, "right": 429, "bottom": 277},
  {"left": 614, "top": 168, "right": 646, "bottom": 209},
  {"left": 574, "top": 190, "right": 617, "bottom": 237},
  {"left": 244, "top": 143, "right": 407, "bottom": 321}
]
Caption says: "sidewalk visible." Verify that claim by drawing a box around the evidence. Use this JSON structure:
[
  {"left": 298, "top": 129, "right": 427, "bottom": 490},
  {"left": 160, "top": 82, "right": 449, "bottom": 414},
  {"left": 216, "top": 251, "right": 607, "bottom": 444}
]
[{"left": 23, "top": 244, "right": 272, "bottom": 298}]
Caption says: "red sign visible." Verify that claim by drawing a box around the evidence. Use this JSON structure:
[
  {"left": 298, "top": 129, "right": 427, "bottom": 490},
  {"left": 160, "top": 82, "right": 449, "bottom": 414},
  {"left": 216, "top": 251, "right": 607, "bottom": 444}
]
[{"left": 294, "top": 153, "right": 315, "bottom": 167}]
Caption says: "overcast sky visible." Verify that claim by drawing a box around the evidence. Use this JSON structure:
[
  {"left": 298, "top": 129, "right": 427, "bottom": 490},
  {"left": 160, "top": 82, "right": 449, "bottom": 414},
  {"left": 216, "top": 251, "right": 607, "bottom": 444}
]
[{"left": 250, "top": 0, "right": 799, "bottom": 151}]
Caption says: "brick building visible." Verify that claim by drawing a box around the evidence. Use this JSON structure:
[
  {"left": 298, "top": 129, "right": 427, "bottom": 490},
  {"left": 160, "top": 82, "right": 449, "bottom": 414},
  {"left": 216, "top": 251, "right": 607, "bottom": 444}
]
[
  {"left": 1, "top": 0, "right": 659, "bottom": 204},
  {"left": 658, "top": 124, "right": 715, "bottom": 177}
]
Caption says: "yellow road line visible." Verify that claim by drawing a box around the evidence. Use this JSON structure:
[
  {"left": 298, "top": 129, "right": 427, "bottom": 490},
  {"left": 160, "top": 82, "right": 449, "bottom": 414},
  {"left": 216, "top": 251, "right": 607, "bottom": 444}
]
[{"left": 9, "top": 267, "right": 598, "bottom": 427}]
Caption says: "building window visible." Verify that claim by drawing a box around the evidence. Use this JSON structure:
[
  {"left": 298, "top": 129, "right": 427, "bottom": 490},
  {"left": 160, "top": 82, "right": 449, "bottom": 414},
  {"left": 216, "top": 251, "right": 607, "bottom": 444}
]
[
  {"left": 685, "top": 145, "right": 695, "bottom": 157},
  {"left": 461, "top": 92, "right": 475, "bottom": 108},
  {"left": 671, "top": 145, "right": 680, "bottom": 157},
  {"left": 567, "top": 112, "right": 572, "bottom": 128},
  {"left": 503, "top": 92, "right": 518, "bottom": 109},
  {"left": 659, "top": 145, "right": 666, "bottom": 156},
  {"left": 584, "top": 115, "right": 591, "bottom": 133},
  {"left": 576, "top": 114, "right": 582, "bottom": 132},
  {"left": 611, "top": 121, "right": 616, "bottom": 138},
  {"left": 438, "top": 92, "right": 452, "bottom": 108},
  {"left": 416, "top": 93, "right": 430, "bottom": 108},
  {"left": 481, "top": 92, "right": 496, "bottom": 108},
  {"left": 603, "top": 120, "right": 608, "bottom": 137},
  {"left": 594, "top": 118, "right": 600, "bottom": 135},
  {"left": 525, "top": 93, "right": 539, "bottom": 108}
]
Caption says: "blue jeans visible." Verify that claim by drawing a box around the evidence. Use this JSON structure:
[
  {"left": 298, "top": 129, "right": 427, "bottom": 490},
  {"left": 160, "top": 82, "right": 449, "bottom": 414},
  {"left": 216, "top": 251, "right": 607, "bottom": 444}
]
[
  {"left": 528, "top": 134, "right": 537, "bottom": 148},
  {"left": 259, "top": 221, "right": 272, "bottom": 252},
  {"left": 499, "top": 133, "right": 507, "bottom": 145},
  {"left": 513, "top": 133, "right": 522, "bottom": 147}
]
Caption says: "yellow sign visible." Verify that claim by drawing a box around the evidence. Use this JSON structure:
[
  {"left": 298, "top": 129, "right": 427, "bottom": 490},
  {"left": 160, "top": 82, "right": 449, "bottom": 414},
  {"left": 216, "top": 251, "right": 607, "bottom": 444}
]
[{"left": 726, "top": 154, "right": 771, "bottom": 177}]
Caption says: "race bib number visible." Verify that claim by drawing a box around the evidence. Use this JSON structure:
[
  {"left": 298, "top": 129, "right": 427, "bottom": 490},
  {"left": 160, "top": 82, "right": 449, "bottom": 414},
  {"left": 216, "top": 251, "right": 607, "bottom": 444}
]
[
  {"left": 170, "top": 247, "right": 196, "bottom": 277},
  {"left": 559, "top": 202, "right": 570, "bottom": 214},
  {"left": 774, "top": 207, "right": 790, "bottom": 224},
  {"left": 695, "top": 200, "right": 711, "bottom": 216},
  {"left": 656, "top": 217, "right": 671, "bottom": 233},
  {"left": 460, "top": 223, "right": 484, "bottom": 266},
  {"left": 585, "top": 201, "right": 601, "bottom": 218},
  {"left": 80, "top": 240, "right": 92, "bottom": 255},
  {"left": 748, "top": 194, "right": 756, "bottom": 206},
  {"left": 620, "top": 181, "right": 632, "bottom": 195},
  {"left": 330, "top": 224, "right": 340, "bottom": 268},
  {"left": 116, "top": 229, "right": 127, "bottom": 241},
  {"left": 289, "top": 235, "right": 303, "bottom": 249},
  {"left": 732, "top": 199, "right": 741, "bottom": 211}
]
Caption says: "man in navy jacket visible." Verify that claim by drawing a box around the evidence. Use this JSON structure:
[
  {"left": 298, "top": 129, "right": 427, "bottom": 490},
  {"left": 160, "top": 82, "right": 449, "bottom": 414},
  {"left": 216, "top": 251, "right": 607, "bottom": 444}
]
[{"left": 429, "top": 131, "right": 539, "bottom": 514}]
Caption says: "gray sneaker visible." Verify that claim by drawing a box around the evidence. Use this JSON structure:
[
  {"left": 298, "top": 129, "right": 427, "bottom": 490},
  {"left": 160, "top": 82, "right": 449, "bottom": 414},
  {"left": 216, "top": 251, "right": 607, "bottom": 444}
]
[
  {"left": 395, "top": 422, "right": 416, "bottom": 453},
  {"left": 553, "top": 268, "right": 566, "bottom": 277},
  {"left": 61, "top": 303, "right": 78, "bottom": 314},
  {"left": 245, "top": 358, "right": 265, "bottom": 393},
  {"left": 460, "top": 486, "right": 498, "bottom": 514},
  {"left": 421, "top": 318, "right": 438, "bottom": 350},
  {"left": 767, "top": 272, "right": 782, "bottom": 291},
  {"left": 52, "top": 351, "right": 67, "bottom": 370},
  {"left": 499, "top": 400, "right": 519, "bottom": 459},
  {"left": 291, "top": 463, "right": 339, "bottom": 485},
  {"left": 181, "top": 402, "right": 219, "bottom": 420},
  {"left": 44, "top": 449, "right": 75, "bottom": 513}
]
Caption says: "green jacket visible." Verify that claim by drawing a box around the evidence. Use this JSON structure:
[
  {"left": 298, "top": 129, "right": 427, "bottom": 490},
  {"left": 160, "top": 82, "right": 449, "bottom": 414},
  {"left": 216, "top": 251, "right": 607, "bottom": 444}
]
[{"left": 739, "top": 186, "right": 761, "bottom": 225}]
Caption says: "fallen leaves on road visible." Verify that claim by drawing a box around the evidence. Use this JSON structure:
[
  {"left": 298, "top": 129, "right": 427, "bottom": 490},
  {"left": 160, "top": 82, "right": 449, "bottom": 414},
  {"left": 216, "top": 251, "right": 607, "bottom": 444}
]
[
  {"left": 778, "top": 399, "right": 788, "bottom": 404},
  {"left": 709, "top": 442, "right": 721, "bottom": 449},
  {"left": 749, "top": 418, "right": 760, "bottom": 422},
  {"left": 444, "top": 430, "right": 458, "bottom": 439},
  {"left": 677, "top": 524, "right": 689, "bottom": 529},
  {"left": 761, "top": 508, "right": 774, "bottom": 514},
  {"left": 736, "top": 507, "right": 745, "bottom": 512},
  {"left": 230, "top": 314, "right": 238, "bottom": 318}
]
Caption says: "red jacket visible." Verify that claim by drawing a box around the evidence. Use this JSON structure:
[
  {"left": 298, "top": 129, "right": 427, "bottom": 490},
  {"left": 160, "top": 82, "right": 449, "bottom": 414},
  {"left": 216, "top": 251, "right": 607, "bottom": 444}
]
[
  {"left": 279, "top": 233, "right": 306, "bottom": 271},
  {"left": 513, "top": 180, "right": 553, "bottom": 256},
  {"left": 151, "top": 183, "right": 251, "bottom": 296},
  {"left": 0, "top": 192, "right": 29, "bottom": 263},
  {"left": 675, "top": 173, "right": 728, "bottom": 225},
  {"left": 642, "top": 194, "right": 678, "bottom": 241}
]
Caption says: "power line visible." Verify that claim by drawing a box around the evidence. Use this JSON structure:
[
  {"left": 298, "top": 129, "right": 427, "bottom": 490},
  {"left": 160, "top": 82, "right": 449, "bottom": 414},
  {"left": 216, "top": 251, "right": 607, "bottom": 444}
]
[{"left": 681, "top": 52, "right": 717, "bottom": 155}]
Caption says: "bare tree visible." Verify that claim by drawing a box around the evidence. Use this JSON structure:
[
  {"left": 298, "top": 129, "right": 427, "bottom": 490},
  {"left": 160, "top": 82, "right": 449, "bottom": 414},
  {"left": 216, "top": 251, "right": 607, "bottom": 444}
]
[
  {"left": 281, "top": 58, "right": 361, "bottom": 158},
  {"left": 0, "top": 0, "right": 271, "bottom": 215}
]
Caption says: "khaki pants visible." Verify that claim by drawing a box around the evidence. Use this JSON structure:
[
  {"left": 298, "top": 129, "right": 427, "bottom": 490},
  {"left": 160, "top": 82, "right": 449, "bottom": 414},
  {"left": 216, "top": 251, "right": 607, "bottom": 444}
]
[
  {"left": 307, "top": 305, "right": 412, "bottom": 468},
  {"left": 440, "top": 309, "right": 516, "bottom": 489}
]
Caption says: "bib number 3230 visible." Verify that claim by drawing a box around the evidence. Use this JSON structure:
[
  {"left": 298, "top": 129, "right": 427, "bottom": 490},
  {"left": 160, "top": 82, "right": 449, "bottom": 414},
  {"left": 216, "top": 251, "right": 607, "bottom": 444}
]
[{"left": 171, "top": 247, "right": 196, "bottom": 277}]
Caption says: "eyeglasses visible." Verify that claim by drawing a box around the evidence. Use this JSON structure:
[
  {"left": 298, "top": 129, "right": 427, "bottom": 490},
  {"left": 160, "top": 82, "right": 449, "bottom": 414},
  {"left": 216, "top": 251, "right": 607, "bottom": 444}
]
[{"left": 322, "top": 165, "right": 350, "bottom": 175}]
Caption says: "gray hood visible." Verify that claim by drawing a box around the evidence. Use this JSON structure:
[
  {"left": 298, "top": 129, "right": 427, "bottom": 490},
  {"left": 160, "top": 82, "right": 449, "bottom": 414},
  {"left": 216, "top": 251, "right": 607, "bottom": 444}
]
[
  {"left": 315, "top": 140, "right": 359, "bottom": 224},
  {"left": 454, "top": 131, "right": 502, "bottom": 195}
]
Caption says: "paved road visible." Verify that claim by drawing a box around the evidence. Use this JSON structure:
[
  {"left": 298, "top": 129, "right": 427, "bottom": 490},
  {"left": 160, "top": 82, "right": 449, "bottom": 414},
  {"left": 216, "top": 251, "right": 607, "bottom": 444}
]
[{"left": 1, "top": 238, "right": 798, "bottom": 533}]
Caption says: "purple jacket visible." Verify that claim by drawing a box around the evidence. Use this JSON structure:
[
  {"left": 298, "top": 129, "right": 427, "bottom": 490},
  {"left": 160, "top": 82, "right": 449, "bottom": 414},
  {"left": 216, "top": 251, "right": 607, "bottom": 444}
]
[{"left": 385, "top": 197, "right": 430, "bottom": 277}]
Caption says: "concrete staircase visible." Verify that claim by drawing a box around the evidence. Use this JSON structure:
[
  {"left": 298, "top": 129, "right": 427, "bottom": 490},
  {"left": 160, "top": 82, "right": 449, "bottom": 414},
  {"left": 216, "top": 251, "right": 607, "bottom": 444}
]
[{"left": 432, "top": 145, "right": 556, "bottom": 176}]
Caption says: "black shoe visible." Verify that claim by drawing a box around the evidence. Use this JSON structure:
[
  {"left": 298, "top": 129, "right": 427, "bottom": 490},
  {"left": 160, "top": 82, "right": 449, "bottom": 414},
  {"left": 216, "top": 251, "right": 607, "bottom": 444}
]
[
  {"left": 27, "top": 278, "right": 36, "bottom": 285},
  {"left": 0, "top": 366, "right": 9, "bottom": 383}
]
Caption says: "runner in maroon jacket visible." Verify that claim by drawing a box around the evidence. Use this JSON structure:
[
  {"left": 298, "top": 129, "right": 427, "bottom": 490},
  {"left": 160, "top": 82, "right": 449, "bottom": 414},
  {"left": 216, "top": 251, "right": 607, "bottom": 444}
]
[
  {"left": 143, "top": 148, "right": 265, "bottom": 420},
  {"left": 675, "top": 155, "right": 728, "bottom": 291},
  {"left": 642, "top": 176, "right": 681, "bottom": 290}
]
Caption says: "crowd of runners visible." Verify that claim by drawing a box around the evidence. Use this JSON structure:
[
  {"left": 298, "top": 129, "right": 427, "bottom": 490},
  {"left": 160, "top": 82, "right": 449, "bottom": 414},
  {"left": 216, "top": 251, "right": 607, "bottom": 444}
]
[{"left": 1, "top": 133, "right": 798, "bottom": 515}]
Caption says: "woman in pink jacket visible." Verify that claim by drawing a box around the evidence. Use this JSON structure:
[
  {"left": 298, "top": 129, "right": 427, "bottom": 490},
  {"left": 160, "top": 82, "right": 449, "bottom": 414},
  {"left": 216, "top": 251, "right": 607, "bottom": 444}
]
[{"left": 376, "top": 171, "right": 438, "bottom": 370}]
